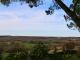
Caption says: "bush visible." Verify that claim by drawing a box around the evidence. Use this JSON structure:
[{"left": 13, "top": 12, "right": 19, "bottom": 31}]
[
  {"left": 76, "top": 52, "right": 80, "bottom": 58},
  {"left": 4, "top": 51, "right": 28, "bottom": 60},
  {"left": 65, "top": 42, "right": 76, "bottom": 51},
  {"left": 30, "top": 42, "right": 49, "bottom": 60}
]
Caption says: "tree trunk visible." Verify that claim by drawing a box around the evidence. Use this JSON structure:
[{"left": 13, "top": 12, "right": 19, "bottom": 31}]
[{"left": 55, "top": 0, "right": 80, "bottom": 28}]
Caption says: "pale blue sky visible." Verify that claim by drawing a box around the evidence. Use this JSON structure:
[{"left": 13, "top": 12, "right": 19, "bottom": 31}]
[{"left": 0, "top": 0, "right": 80, "bottom": 37}]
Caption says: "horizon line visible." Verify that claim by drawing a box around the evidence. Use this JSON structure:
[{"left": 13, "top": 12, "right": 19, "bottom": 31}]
[{"left": 0, "top": 35, "right": 80, "bottom": 37}]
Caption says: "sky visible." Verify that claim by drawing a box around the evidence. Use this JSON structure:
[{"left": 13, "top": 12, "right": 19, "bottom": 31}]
[{"left": 0, "top": 0, "right": 80, "bottom": 37}]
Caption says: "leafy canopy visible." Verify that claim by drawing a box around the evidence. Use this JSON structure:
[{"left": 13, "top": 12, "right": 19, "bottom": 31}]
[{"left": 64, "top": 0, "right": 80, "bottom": 31}]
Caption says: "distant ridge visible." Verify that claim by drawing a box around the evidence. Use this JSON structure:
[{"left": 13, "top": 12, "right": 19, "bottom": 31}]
[
  {"left": 0, "top": 35, "right": 80, "bottom": 38},
  {"left": 0, "top": 35, "right": 80, "bottom": 43}
]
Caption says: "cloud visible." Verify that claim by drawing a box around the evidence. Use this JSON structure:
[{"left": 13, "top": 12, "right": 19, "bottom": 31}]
[
  {"left": 0, "top": 4, "right": 68, "bottom": 31},
  {"left": 0, "top": 1, "right": 80, "bottom": 37}
]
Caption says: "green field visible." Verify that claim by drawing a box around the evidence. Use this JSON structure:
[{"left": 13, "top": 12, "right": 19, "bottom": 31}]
[{"left": 21, "top": 42, "right": 35, "bottom": 48}]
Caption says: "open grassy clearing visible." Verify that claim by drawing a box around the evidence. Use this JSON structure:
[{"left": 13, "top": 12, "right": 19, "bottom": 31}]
[{"left": 20, "top": 42, "right": 35, "bottom": 48}]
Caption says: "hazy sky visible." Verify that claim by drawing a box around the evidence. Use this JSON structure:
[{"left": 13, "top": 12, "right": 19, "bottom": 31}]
[{"left": 0, "top": 0, "right": 80, "bottom": 37}]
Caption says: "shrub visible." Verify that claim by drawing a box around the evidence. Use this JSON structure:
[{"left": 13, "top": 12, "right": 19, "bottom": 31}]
[{"left": 30, "top": 42, "right": 49, "bottom": 60}]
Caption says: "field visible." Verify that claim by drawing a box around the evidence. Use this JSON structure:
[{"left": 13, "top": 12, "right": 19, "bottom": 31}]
[
  {"left": 20, "top": 42, "right": 35, "bottom": 48},
  {"left": 0, "top": 36, "right": 80, "bottom": 52},
  {"left": 0, "top": 36, "right": 80, "bottom": 60}
]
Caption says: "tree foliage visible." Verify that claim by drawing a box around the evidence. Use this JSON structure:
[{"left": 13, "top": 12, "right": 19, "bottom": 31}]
[
  {"left": 4, "top": 44, "right": 28, "bottom": 60},
  {"left": 4, "top": 52, "right": 28, "bottom": 60},
  {"left": 0, "top": 47, "right": 3, "bottom": 60},
  {"left": 64, "top": 0, "right": 80, "bottom": 31},
  {"left": 65, "top": 42, "right": 76, "bottom": 51},
  {"left": 30, "top": 42, "right": 49, "bottom": 60}
]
